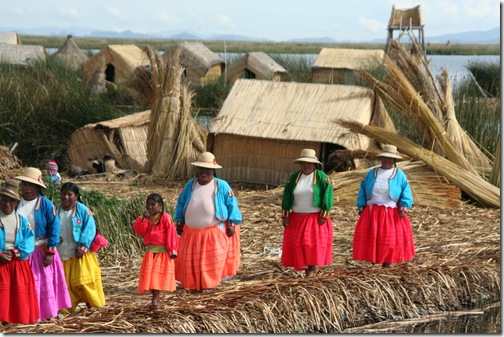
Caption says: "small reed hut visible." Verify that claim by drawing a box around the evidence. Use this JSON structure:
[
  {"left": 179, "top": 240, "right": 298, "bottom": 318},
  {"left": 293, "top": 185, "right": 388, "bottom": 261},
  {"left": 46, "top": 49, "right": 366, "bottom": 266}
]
[
  {"left": 0, "top": 44, "right": 46, "bottom": 66},
  {"left": 80, "top": 45, "right": 150, "bottom": 85},
  {"left": 52, "top": 35, "right": 89, "bottom": 71},
  {"left": 68, "top": 110, "right": 150, "bottom": 172},
  {"left": 163, "top": 41, "right": 224, "bottom": 88},
  {"left": 207, "top": 79, "right": 395, "bottom": 185},
  {"left": 312, "top": 48, "right": 385, "bottom": 85},
  {"left": 0, "top": 31, "right": 21, "bottom": 45},
  {"left": 226, "top": 51, "right": 287, "bottom": 86}
]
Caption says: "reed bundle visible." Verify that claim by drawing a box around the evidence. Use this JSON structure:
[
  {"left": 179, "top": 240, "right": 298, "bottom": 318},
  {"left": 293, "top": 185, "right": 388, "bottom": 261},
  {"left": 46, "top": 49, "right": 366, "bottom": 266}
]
[
  {"left": 337, "top": 120, "right": 500, "bottom": 208},
  {"left": 488, "top": 139, "right": 500, "bottom": 187},
  {"left": 0, "top": 146, "right": 22, "bottom": 178}
]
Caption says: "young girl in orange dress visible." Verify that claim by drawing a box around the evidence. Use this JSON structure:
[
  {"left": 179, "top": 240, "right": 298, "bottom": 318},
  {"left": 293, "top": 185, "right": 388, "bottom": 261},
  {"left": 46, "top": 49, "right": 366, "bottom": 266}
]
[{"left": 133, "top": 194, "right": 178, "bottom": 306}]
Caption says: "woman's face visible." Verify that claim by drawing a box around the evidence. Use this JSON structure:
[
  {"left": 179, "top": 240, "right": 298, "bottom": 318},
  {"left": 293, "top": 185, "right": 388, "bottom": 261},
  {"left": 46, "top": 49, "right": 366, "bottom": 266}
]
[
  {"left": 60, "top": 189, "right": 78, "bottom": 210},
  {"left": 380, "top": 157, "right": 395, "bottom": 169},
  {"left": 0, "top": 195, "right": 19, "bottom": 215},
  {"left": 196, "top": 167, "right": 214, "bottom": 185},
  {"left": 299, "top": 161, "right": 316, "bottom": 175},
  {"left": 21, "top": 181, "right": 39, "bottom": 201}
]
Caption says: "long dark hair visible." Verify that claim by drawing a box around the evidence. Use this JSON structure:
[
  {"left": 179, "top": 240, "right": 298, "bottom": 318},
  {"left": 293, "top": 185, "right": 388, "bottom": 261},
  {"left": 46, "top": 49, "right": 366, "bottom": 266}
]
[
  {"left": 60, "top": 182, "right": 83, "bottom": 203},
  {"left": 146, "top": 193, "right": 165, "bottom": 214}
]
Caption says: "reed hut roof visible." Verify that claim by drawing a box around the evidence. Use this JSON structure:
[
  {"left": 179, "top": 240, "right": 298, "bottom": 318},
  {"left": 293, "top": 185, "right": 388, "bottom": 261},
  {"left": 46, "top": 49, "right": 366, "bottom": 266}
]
[
  {"left": 388, "top": 4, "right": 424, "bottom": 28},
  {"left": 68, "top": 110, "right": 151, "bottom": 172},
  {"left": 227, "top": 52, "right": 286, "bottom": 79},
  {"left": 52, "top": 35, "right": 89, "bottom": 71},
  {"left": 0, "top": 44, "right": 46, "bottom": 65},
  {"left": 312, "top": 48, "right": 385, "bottom": 70},
  {"left": 80, "top": 44, "right": 150, "bottom": 83},
  {"left": 210, "top": 79, "right": 375, "bottom": 150},
  {"left": 164, "top": 41, "right": 224, "bottom": 76},
  {"left": 0, "top": 31, "right": 20, "bottom": 44}
]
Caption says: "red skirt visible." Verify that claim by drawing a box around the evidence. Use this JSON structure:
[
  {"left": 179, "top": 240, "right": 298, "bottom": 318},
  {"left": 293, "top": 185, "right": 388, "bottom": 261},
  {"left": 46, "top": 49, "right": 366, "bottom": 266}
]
[
  {"left": 353, "top": 204, "right": 416, "bottom": 264},
  {"left": 138, "top": 252, "right": 176, "bottom": 293},
  {"left": 281, "top": 212, "right": 333, "bottom": 270},
  {"left": 175, "top": 226, "right": 229, "bottom": 291},
  {"left": 222, "top": 225, "right": 241, "bottom": 278},
  {"left": 0, "top": 259, "right": 40, "bottom": 324}
]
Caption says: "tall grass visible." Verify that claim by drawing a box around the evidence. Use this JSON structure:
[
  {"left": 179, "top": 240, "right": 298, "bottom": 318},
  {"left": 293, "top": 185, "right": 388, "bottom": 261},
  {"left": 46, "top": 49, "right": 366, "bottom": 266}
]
[{"left": 0, "top": 58, "right": 139, "bottom": 167}]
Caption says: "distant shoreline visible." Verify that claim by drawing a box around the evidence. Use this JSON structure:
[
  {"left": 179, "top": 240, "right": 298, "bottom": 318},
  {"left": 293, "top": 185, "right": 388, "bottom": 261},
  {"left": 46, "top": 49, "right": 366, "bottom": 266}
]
[{"left": 20, "top": 34, "right": 500, "bottom": 56}]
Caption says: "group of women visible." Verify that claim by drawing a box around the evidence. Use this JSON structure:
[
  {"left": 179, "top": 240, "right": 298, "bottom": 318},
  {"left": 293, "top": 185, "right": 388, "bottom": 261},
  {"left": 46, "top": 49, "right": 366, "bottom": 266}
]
[
  {"left": 0, "top": 167, "right": 105, "bottom": 324},
  {"left": 1, "top": 144, "right": 416, "bottom": 322}
]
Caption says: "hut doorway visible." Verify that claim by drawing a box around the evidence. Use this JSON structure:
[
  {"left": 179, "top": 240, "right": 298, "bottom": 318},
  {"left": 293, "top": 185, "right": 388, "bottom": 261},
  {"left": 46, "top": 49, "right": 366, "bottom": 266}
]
[
  {"left": 323, "top": 143, "right": 355, "bottom": 174},
  {"left": 105, "top": 64, "right": 115, "bottom": 82},
  {"left": 243, "top": 68, "right": 256, "bottom": 79}
]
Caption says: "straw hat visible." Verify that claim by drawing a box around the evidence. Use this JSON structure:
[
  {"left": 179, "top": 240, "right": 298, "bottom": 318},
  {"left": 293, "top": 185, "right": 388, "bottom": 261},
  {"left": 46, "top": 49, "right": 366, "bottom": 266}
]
[
  {"left": 293, "top": 149, "right": 322, "bottom": 164},
  {"left": 0, "top": 179, "right": 21, "bottom": 201},
  {"left": 377, "top": 144, "right": 403, "bottom": 160},
  {"left": 191, "top": 152, "right": 222, "bottom": 169},
  {"left": 15, "top": 167, "right": 47, "bottom": 188}
]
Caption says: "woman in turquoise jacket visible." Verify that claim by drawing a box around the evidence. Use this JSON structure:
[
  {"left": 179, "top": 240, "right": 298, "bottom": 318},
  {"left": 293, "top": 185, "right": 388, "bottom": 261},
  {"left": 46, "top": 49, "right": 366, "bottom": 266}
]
[
  {"left": 352, "top": 145, "right": 415, "bottom": 267},
  {"left": 0, "top": 179, "right": 40, "bottom": 324},
  {"left": 57, "top": 182, "right": 105, "bottom": 312}
]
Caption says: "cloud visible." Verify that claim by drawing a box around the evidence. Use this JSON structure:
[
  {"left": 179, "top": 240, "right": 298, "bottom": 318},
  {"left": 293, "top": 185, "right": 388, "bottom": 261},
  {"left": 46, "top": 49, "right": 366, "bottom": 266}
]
[
  {"left": 216, "top": 14, "right": 236, "bottom": 30},
  {"left": 104, "top": 5, "right": 129, "bottom": 21},
  {"left": 462, "top": 0, "right": 499, "bottom": 18},
  {"left": 57, "top": 6, "right": 80, "bottom": 19},
  {"left": 358, "top": 17, "right": 385, "bottom": 33},
  {"left": 156, "top": 11, "right": 180, "bottom": 25}
]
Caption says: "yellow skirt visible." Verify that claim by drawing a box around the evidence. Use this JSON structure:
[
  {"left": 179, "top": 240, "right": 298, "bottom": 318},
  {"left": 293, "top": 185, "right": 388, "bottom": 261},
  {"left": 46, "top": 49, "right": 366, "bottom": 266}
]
[{"left": 62, "top": 252, "right": 105, "bottom": 311}]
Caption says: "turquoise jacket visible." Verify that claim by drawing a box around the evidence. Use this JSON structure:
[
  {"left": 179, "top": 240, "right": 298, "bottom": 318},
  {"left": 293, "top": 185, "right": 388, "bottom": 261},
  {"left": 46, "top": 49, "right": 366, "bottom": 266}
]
[
  {"left": 282, "top": 169, "right": 334, "bottom": 219},
  {"left": 0, "top": 213, "right": 35, "bottom": 260},
  {"left": 57, "top": 202, "right": 96, "bottom": 252},
  {"left": 174, "top": 177, "right": 243, "bottom": 225},
  {"left": 357, "top": 167, "right": 413, "bottom": 210},
  {"left": 18, "top": 194, "right": 60, "bottom": 253}
]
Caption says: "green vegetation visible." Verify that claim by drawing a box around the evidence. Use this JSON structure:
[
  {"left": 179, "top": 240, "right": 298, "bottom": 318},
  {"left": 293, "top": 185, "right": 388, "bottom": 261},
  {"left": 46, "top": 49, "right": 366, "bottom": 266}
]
[{"left": 20, "top": 34, "right": 500, "bottom": 55}]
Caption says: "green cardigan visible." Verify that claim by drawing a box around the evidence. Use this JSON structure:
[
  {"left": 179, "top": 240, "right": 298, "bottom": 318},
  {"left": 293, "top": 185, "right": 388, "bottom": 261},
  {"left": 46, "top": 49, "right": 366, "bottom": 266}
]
[{"left": 281, "top": 169, "right": 334, "bottom": 219}]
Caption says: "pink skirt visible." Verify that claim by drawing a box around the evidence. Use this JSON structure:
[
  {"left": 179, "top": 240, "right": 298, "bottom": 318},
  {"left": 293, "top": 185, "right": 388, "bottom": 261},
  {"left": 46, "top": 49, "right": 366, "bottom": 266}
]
[
  {"left": 352, "top": 204, "right": 416, "bottom": 264},
  {"left": 138, "top": 252, "right": 176, "bottom": 293},
  {"left": 175, "top": 226, "right": 229, "bottom": 291},
  {"left": 29, "top": 247, "right": 72, "bottom": 320},
  {"left": 222, "top": 225, "right": 241, "bottom": 278},
  {"left": 281, "top": 212, "right": 333, "bottom": 270},
  {"left": 0, "top": 259, "right": 40, "bottom": 324}
]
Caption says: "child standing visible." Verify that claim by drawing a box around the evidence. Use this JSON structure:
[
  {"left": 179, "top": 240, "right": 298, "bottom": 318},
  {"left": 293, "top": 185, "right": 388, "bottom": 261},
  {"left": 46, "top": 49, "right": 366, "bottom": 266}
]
[
  {"left": 46, "top": 160, "right": 61, "bottom": 185},
  {"left": 133, "top": 194, "right": 178, "bottom": 306}
]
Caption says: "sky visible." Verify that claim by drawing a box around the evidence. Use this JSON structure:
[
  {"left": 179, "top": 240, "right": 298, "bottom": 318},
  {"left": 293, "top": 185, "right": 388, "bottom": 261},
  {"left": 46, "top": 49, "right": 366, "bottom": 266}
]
[{"left": 0, "top": 0, "right": 500, "bottom": 42}]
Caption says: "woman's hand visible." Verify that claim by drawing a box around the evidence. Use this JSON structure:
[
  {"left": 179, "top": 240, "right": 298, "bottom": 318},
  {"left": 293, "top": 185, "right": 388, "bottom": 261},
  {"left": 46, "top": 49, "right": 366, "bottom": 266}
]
[
  {"left": 399, "top": 210, "right": 408, "bottom": 218},
  {"left": 318, "top": 217, "right": 327, "bottom": 225},
  {"left": 75, "top": 248, "right": 85, "bottom": 258},
  {"left": 0, "top": 251, "right": 13, "bottom": 264},
  {"left": 226, "top": 226, "right": 235, "bottom": 237},
  {"left": 43, "top": 253, "right": 54, "bottom": 267},
  {"left": 282, "top": 218, "right": 289, "bottom": 227},
  {"left": 176, "top": 223, "right": 184, "bottom": 236}
]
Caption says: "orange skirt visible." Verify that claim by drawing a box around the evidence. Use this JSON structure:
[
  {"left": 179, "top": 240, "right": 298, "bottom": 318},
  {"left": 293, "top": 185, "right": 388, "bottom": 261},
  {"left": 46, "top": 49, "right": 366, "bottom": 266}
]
[
  {"left": 138, "top": 252, "right": 176, "bottom": 293},
  {"left": 175, "top": 225, "right": 229, "bottom": 291},
  {"left": 222, "top": 225, "right": 241, "bottom": 278}
]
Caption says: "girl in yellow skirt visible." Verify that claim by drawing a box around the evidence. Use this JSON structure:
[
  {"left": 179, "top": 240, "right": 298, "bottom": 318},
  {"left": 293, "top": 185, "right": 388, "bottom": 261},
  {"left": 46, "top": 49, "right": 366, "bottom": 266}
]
[
  {"left": 133, "top": 194, "right": 178, "bottom": 306},
  {"left": 57, "top": 182, "right": 105, "bottom": 312}
]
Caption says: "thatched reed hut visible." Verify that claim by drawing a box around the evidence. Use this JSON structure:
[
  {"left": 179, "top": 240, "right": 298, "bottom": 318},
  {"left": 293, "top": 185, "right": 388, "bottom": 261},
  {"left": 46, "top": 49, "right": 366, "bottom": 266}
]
[
  {"left": 68, "top": 110, "right": 150, "bottom": 172},
  {"left": 226, "top": 52, "right": 287, "bottom": 86},
  {"left": 207, "top": 79, "right": 395, "bottom": 185},
  {"left": 163, "top": 41, "right": 224, "bottom": 88},
  {"left": 0, "top": 31, "right": 21, "bottom": 44},
  {"left": 52, "top": 35, "right": 89, "bottom": 71},
  {"left": 0, "top": 44, "right": 46, "bottom": 66},
  {"left": 80, "top": 45, "right": 150, "bottom": 85},
  {"left": 311, "top": 48, "right": 385, "bottom": 85}
]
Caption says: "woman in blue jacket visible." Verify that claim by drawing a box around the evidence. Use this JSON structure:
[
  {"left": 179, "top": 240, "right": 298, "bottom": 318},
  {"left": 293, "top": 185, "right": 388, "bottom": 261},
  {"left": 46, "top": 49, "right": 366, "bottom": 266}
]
[
  {"left": 15, "top": 167, "right": 71, "bottom": 320},
  {"left": 352, "top": 145, "right": 415, "bottom": 267},
  {"left": 0, "top": 179, "right": 39, "bottom": 324},
  {"left": 57, "top": 182, "right": 105, "bottom": 311}
]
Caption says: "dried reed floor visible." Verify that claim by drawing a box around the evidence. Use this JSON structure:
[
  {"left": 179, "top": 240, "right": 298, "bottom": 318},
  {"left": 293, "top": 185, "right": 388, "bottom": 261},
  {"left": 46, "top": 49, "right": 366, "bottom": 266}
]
[{"left": 1, "top": 177, "right": 500, "bottom": 333}]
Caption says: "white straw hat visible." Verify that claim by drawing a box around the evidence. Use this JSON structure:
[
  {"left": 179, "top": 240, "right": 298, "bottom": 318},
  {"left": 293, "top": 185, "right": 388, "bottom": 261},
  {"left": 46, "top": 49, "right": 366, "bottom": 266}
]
[
  {"left": 293, "top": 149, "right": 322, "bottom": 164},
  {"left": 0, "top": 179, "right": 21, "bottom": 201},
  {"left": 191, "top": 152, "right": 222, "bottom": 169},
  {"left": 15, "top": 167, "right": 47, "bottom": 188},
  {"left": 377, "top": 144, "right": 403, "bottom": 159}
]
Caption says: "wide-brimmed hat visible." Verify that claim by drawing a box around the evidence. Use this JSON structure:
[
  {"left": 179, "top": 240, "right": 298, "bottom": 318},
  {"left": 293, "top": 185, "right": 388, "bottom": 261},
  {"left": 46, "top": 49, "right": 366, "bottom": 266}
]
[
  {"left": 15, "top": 167, "right": 47, "bottom": 188},
  {"left": 0, "top": 179, "right": 21, "bottom": 201},
  {"left": 191, "top": 152, "right": 222, "bottom": 169},
  {"left": 377, "top": 144, "right": 403, "bottom": 160},
  {"left": 293, "top": 149, "right": 322, "bottom": 164}
]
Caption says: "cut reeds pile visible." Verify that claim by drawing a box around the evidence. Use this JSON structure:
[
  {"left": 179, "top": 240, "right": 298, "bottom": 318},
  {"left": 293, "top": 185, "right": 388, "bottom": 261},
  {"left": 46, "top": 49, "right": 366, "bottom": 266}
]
[{"left": 0, "top": 146, "right": 22, "bottom": 178}]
